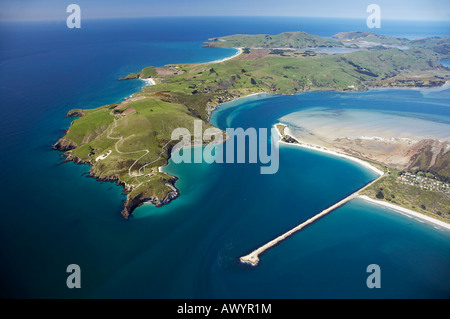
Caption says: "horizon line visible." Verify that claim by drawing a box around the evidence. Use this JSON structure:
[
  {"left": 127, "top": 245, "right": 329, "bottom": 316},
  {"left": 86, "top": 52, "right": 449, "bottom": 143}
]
[{"left": 1, "top": 15, "right": 449, "bottom": 23}]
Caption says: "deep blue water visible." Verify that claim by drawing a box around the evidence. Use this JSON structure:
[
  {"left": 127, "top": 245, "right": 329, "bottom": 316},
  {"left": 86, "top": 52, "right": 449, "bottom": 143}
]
[{"left": 0, "top": 17, "right": 449, "bottom": 298}]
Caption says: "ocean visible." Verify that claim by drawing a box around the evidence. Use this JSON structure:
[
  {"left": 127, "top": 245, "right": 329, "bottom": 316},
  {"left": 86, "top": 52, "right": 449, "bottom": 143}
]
[{"left": 0, "top": 17, "right": 449, "bottom": 298}]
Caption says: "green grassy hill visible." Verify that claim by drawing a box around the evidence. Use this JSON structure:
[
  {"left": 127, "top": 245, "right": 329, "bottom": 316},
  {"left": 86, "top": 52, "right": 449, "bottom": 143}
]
[
  {"left": 333, "top": 31, "right": 450, "bottom": 60},
  {"left": 205, "top": 31, "right": 343, "bottom": 49},
  {"left": 333, "top": 31, "right": 409, "bottom": 45},
  {"left": 140, "top": 46, "right": 446, "bottom": 98},
  {"left": 118, "top": 66, "right": 158, "bottom": 80},
  {"left": 55, "top": 96, "right": 215, "bottom": 218}
]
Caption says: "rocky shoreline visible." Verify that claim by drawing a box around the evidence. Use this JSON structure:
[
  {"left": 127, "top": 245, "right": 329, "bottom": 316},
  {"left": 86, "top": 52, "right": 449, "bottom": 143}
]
[
  {"left": 205, "top": 89, "right": 265, "bottom": 120},
  {"left": 53, "top": 119, "right": 180, "bottom": 219},
  {"left": 120, "top": 178, "right": 179, "bottom": 219}
]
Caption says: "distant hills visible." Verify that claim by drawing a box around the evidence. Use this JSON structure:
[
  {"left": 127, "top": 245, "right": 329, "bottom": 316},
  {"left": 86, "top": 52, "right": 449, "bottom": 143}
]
[
  {"left": 205, "top": 31, "right": 343, "bottom": 49},
  {"left": 333, "top": 31, "right": 450, "bottom": 60},
  {"left": 205, "top": 30, "right": 450, "bottom": 61}
]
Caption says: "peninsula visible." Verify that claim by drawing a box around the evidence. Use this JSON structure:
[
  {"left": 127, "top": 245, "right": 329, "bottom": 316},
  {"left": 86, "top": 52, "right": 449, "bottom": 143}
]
[{"left": 54, "top": 31, "right": 450, "bottom": 219}]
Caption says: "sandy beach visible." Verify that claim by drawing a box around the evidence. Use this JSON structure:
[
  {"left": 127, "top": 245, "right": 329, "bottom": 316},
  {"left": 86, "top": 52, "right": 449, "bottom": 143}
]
[
  {"left": 207, "top": 47, "right": 243, "bottom": 64},
  {"left": 275, "top": 123, "right": 384, "bottom": 176},
  {"left": 142, "top": 78, "right": 156, "bottom": 86},
  {"left": 237, "top": 91, "right": 266, "bottom": 100},
  {"left": 359, "top": 195, "right": 450, "bottom": 231}
]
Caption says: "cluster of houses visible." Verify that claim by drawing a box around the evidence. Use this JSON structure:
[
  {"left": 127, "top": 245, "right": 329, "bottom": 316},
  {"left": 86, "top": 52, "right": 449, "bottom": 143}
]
[{"left": 397, "top": 171, "right": 450, "bottom": 195}]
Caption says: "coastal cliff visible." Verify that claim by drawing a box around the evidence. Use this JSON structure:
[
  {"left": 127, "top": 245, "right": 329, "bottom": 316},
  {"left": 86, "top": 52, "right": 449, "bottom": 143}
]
[
  {"left": 120, "top": 176, "right": 179, "bottom": 219},
  {"left": 53, "top": 99, "right": 187, "bottom": 218},
  {"left": 54, "top": 135, "right": 181, "bottom": 219},
  {"left": 53, "top": 138, "right": 77, "bottom": 151}
]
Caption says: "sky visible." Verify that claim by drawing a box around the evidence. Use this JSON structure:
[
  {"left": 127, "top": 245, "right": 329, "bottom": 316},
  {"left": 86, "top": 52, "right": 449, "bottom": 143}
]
[{"left": 0, "top": 0, "right": 449, "bottom": 21}]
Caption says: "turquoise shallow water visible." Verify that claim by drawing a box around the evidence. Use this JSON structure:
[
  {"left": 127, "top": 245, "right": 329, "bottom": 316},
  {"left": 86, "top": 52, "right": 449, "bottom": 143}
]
[
  {"left": 0, "top": 17, "right": 449, "bottom": 298},
  {"left": 131, "top": 91, "right": 450, "bottom": 299}
]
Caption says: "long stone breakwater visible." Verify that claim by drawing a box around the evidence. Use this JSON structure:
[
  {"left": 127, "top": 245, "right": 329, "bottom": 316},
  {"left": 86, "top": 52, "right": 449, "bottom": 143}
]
[{"left": 240, "top": 175, "right": 383, "bottom": 266}]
